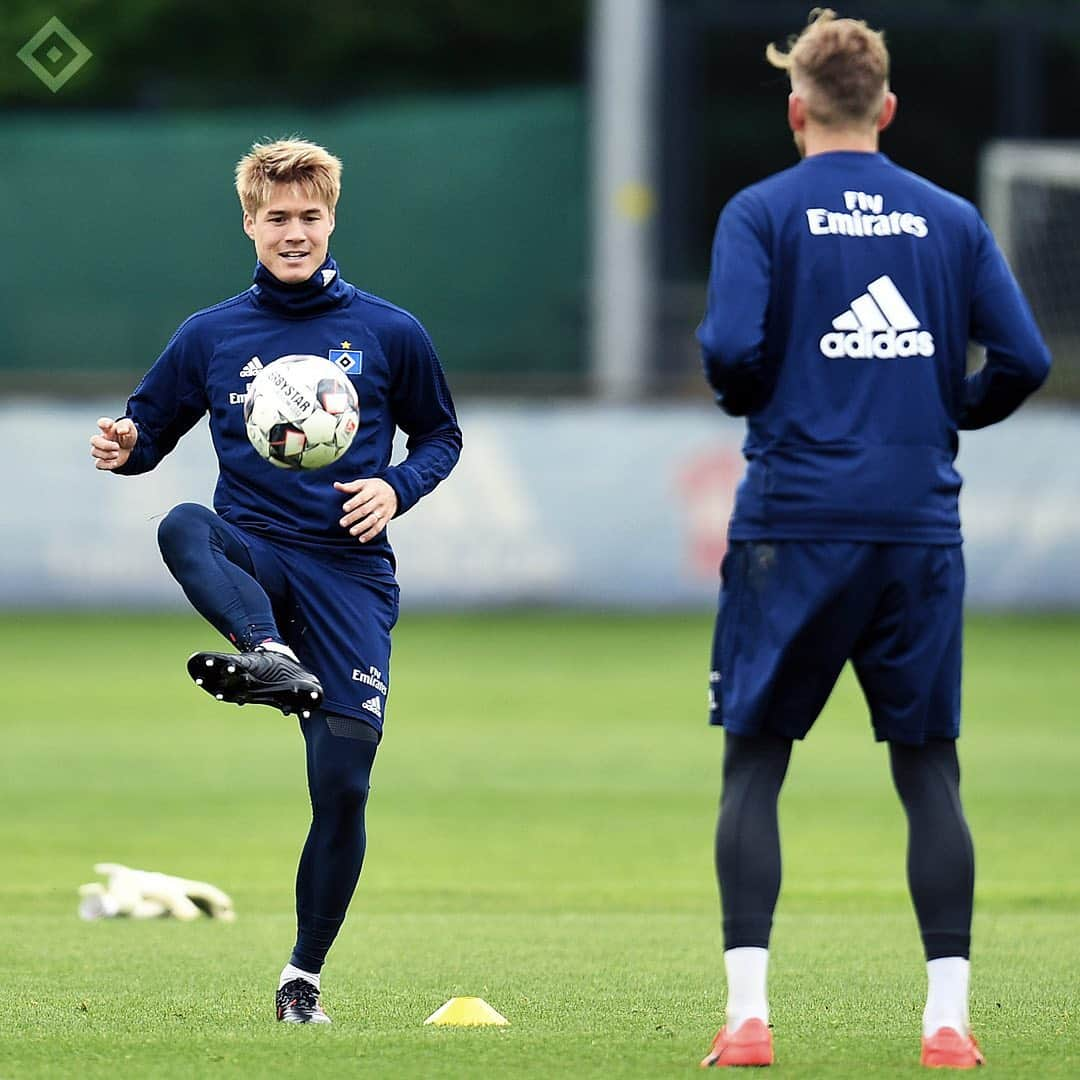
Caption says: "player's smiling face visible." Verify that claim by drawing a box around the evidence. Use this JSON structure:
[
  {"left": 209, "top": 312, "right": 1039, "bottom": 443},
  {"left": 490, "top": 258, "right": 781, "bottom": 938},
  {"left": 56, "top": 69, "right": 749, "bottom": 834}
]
[{"left": 244, "top": 183, "right": 335, "bottom": 284}]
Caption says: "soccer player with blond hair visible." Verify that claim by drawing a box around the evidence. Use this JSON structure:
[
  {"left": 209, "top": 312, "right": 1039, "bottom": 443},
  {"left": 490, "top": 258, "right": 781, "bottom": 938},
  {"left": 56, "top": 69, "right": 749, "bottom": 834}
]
[
  {"left": 90, "top": 137, "right": 461, "bottom": 1023},
  {"left": 697, "top": 9, "right": 1049, "bottom": 1069}
]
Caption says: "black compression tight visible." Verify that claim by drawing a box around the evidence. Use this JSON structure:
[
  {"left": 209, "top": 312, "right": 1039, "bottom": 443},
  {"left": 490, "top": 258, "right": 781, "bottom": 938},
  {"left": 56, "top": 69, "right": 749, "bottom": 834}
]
[
  {"left": 156, "top": 502, "right": 280, "bottom": 650},
  {"left": 290, "top": 710, "right": 379, "bottom": 974},
  {"left": 715, "top": 732, "right": 974, "bottom": 960},
  {"left": 889, "top": 738, "right": 974, "bottom": 960},
  {"left": 715, "top": 732, "right": 793, "bottom": 950}
]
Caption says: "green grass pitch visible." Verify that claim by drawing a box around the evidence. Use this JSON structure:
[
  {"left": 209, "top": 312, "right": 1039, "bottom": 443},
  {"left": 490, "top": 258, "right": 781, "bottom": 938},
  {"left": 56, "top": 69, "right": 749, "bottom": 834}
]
[{"left": 2, "top": 611, "right": 1077, "bottom": 1078}]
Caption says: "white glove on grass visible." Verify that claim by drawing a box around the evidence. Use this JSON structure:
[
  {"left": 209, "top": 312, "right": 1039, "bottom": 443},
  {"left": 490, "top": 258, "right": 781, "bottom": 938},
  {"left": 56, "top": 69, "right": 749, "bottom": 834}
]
[{"left": 78, "top": 863, "right": 236, "bottom": 922}]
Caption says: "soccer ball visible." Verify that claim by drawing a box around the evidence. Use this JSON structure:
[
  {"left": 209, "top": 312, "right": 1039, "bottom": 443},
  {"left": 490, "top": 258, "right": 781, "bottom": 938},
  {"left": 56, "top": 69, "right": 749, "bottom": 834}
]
[{"left": 244, "top": 354, "right": 359, "bottom": 470}]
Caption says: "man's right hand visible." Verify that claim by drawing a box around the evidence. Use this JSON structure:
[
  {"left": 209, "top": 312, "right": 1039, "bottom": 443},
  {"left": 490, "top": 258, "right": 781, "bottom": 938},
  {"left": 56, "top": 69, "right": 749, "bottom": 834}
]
[{"left": 90, "top": 417, "right": 138, "bottom": 471}]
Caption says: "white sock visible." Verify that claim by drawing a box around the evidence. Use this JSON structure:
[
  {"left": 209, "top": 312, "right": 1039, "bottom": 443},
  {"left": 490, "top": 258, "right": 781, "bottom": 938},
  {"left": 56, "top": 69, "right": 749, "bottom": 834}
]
[
  {"left": 923, "top": 956, "right": 970, "bottom": 1037},
  {"left": 724, "top": 947, "right": 769, "bottom": 1030},
  {"left": 255, "top": 639, "right": 299, "bottom": 663},
  {"left": 279, "top": 962, "right": 320, "bottom": 992}
]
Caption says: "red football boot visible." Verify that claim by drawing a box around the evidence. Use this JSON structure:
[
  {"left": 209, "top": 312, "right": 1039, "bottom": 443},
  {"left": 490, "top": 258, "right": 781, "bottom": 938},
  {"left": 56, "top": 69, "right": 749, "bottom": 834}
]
[
  {"left": 921, "top": 1027, "right": 985, "bottom": 1069},
  {"left": 700, "top": 1018, "right": 774, "bottom": 1067}
]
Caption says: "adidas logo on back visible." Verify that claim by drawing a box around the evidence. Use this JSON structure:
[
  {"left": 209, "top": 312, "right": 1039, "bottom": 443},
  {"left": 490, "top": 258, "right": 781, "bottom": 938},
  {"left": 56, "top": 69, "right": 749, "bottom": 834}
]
[{"left": 820, "top": 276, "right": 935, "bottom": 359}]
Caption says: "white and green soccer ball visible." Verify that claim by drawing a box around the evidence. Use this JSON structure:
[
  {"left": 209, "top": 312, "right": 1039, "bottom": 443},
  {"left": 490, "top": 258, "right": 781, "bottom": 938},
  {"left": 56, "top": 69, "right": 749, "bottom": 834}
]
[{"left": 244, "top": 354, "right": 360, "bottom": 470}]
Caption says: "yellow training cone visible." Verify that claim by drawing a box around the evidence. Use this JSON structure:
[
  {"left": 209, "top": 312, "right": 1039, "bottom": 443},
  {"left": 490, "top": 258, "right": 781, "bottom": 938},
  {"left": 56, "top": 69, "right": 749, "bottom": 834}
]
[{"left": 423, "top": 996, "right": 510, "bottom": 1026}]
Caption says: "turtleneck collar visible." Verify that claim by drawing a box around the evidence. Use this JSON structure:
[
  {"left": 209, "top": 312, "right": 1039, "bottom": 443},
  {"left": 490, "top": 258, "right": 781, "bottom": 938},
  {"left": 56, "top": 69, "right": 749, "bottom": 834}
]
[{"left": 250, "top": 255, "right": 350, "bottom": 317}]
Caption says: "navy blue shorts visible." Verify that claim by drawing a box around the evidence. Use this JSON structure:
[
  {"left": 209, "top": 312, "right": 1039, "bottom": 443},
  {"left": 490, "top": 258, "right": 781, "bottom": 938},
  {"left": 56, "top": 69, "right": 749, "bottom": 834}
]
[
  {"left": 222, "top": 524, "right": 399, "bottom": 734},
  {"left": 710, "top": 541, "right": 964, "bottom": 745}
]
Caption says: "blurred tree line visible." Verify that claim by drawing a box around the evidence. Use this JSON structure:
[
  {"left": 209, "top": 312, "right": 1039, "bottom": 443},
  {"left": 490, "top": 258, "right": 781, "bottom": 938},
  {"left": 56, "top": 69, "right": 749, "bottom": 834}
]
[
  {"left": 7, "top": 0, "right": 1079, "bottom": 112},
  {"left": 4, "top": 0, "right": 587, "bottom": 107}
]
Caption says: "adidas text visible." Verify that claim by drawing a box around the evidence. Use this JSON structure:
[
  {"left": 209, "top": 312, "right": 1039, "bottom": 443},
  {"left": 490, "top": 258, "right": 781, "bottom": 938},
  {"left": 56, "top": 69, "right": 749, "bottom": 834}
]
[
  {"left": 824, "top": 275, "right": 935, "bottom": 358},
  {"left": 361, "top": 696, "right": 382, "bottom": 719},
  {"left": 820, "top": 327, "right": 935, "bottom": 359}
]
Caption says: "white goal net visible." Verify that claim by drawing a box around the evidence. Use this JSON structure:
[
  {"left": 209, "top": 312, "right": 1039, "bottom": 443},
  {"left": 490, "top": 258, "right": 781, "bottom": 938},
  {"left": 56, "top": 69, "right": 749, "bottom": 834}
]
[{"left": 981, "top": 140, "right": 1080, "bottom": 398}]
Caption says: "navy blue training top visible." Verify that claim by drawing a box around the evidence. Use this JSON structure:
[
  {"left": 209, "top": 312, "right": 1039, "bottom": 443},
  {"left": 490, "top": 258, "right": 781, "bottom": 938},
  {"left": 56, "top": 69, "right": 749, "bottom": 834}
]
[
  {"left": 698, "top": 151, "right": 1050, "bottom": 544},
  {"left": 117, "top": 256, "right": 462, "bottom": 566}
]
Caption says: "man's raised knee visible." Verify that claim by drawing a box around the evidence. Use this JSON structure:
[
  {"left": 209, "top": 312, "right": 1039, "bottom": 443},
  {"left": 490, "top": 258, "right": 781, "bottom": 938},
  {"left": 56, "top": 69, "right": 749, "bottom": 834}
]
[{"left": 157, "top": 502, "right": 214, "bottom": 556}]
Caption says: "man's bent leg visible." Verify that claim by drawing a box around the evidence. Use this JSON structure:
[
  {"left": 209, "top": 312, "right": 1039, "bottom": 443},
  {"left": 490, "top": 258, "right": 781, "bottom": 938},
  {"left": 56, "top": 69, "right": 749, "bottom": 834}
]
[
  {"left": 159, "top": 503, "right": 322, "bottom": 716},
  {"left": 157, "top": 502, "right": 280, "bottom": 649}
]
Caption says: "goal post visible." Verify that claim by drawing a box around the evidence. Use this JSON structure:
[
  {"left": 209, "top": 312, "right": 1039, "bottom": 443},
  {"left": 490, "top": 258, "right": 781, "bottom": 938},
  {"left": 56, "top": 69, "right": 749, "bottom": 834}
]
[{"left": 980, "top": 140, "right": 1080, "bottom": 399}]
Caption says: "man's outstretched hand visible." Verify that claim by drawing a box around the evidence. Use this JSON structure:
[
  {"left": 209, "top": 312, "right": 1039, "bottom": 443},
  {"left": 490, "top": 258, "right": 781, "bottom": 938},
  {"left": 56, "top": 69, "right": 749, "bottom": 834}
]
[{"left": 90, "top": 417, "right": 138, "bottom": 471}]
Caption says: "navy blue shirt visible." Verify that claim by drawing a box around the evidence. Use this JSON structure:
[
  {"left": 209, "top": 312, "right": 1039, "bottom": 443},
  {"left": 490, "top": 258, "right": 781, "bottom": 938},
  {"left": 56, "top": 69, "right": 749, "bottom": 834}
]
[
  {"left": 698, "top": 151, "right": 1050, "bottom": 544},
  {"left": 118, "top": 256, "right": 461, "bottom": 565}
]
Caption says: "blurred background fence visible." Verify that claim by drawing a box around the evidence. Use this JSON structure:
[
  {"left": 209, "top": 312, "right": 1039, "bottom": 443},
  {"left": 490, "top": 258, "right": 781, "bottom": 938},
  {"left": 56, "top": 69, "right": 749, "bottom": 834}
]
[{"left": 3, "top": 0, "right": 1079, "bottom": 608}]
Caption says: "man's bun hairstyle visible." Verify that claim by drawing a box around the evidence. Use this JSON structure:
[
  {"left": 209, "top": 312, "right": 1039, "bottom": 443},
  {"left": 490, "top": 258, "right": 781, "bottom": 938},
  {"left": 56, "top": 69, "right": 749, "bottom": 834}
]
[{"left": 766, "top": 8, "right": 890, "bottom": 127}]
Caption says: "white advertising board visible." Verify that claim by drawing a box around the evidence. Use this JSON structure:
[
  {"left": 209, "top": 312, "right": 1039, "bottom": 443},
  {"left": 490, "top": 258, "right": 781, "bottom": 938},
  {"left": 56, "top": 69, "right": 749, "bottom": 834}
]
[{"left": 3, "top": 402, "right": 1077, "bottom": 609}]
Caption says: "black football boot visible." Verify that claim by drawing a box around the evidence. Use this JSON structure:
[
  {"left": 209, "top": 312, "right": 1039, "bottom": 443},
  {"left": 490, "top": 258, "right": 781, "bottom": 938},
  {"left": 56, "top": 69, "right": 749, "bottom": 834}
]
[
  {"left": 276, "top": 978, "right": 332, "bottom": 1024},
  {"left": 187, "top": 646, "right": 323, "bottom": 718}
]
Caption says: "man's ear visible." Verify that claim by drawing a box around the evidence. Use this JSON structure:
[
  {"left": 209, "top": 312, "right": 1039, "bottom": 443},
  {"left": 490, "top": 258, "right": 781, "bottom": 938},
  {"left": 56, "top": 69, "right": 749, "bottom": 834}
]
[
  {"left": 243, "top": 211, "right": 255, "bottom": 240},
  {"left": 788, "top": 92, "right": 807, "bottom": 134},
  {"left": 877, "top": 91, "right": 897, "bottom": 133},
  {"left": 326, "top": 209, "right": 335, "bottom": 237}
]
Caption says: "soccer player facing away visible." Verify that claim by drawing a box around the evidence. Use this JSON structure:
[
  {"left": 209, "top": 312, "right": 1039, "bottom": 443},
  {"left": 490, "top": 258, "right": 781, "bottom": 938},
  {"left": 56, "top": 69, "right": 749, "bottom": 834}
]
[
  {"left": 89, "top": 139, "right": 461, "bottom": 1024},
  {"left": 697, "top": 11, "right": 1049, "bottom": 1070}
]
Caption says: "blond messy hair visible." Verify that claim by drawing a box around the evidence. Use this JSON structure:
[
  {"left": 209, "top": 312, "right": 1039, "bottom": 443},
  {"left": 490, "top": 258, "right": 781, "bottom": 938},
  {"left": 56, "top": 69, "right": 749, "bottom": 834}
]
[
  {"left": 235, "top": 137, "right": 342, "bottom": 217},
  {"left": 766, "top": 8, "right": 889, "bottom": 128}
]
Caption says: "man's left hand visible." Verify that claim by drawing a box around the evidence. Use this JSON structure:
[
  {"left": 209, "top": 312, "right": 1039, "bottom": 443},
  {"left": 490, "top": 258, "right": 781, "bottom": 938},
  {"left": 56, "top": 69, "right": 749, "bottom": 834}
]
[{"left": 335, "top": 477, "right": 398, "bottom": 543}]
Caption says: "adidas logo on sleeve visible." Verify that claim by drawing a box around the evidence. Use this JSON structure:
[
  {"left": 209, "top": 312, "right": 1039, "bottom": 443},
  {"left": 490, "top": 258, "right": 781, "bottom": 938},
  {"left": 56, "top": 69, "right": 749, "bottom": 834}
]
[{"left": 820, "top": 276, "right": 935, "bottom": 358}]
